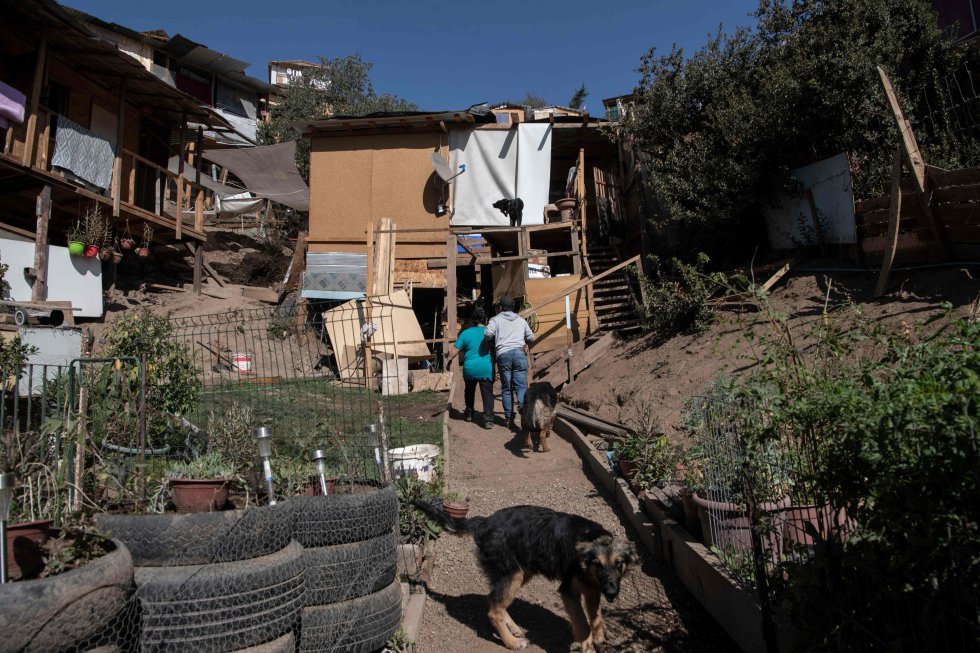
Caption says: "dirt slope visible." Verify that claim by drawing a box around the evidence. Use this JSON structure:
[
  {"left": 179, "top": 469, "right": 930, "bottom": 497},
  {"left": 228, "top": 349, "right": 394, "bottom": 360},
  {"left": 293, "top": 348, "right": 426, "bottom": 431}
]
[{"left": 562, "top": 265, "right": 979, "bottom": 442}]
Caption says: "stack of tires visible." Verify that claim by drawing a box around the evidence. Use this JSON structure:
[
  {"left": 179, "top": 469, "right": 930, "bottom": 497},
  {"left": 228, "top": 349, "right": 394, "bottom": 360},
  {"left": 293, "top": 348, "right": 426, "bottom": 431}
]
[
  {"left": 96, "top": 504, "right": 301, "bottom": 652},
  {"left": 290, "top": 482, "right": 401, "bottom": 653},
  {"left": 0, "top": 537, "right": 134, "bottom": 652}
]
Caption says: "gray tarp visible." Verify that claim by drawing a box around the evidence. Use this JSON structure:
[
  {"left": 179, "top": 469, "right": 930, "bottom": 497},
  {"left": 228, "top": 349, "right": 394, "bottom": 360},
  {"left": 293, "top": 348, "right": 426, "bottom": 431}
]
[{"left": 203, "top": 142, "right": 309, "bottom": 212}]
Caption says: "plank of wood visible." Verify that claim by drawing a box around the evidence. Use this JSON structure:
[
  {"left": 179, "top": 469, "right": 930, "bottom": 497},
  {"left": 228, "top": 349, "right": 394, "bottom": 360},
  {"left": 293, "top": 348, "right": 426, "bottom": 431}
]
[
  {"left": 759, "top": 261, "right": 792, "bottom": 293},
  {"left": 241, "top": 286, "right": 279, "bottom": 302},
  {"left": 520, "top": 255, "right": 641, "bottom": 319},
  {"left": 878, "top": 66, "right": 926, "bottom": 193},
  {"left": 555, "top": 404, "right": 629, "bottom": 438},
  {"left": 22, "top": 33, "right": 46, "bottom": 168},
  {"left": 184, "top": 241, "right": 227, "bottom": 288},
  {"left": 875, "top": 147, "right": 905, "bottom": 297}
]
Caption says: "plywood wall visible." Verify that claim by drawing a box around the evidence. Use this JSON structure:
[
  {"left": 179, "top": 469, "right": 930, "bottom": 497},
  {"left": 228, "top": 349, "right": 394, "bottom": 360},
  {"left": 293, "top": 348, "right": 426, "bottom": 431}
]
[
  {"left": 525, "top": 275, "right": 589, "bottom": 353},
  {"left": 308, "top": 132, "right": 450, "bottom": 259}
]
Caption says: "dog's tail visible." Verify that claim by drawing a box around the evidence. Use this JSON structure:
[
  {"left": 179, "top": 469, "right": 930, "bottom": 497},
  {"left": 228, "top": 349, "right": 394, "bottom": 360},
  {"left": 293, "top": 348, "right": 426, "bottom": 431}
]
[{"left": 411, "top": 499, "right": 484, "bottom": 535}]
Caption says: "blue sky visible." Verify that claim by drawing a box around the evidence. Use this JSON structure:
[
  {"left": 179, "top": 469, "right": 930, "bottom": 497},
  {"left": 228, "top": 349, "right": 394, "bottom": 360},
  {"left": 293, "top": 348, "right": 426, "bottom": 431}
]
[{"left": 64, "top": 0, "right": 761, "bottom": 115}]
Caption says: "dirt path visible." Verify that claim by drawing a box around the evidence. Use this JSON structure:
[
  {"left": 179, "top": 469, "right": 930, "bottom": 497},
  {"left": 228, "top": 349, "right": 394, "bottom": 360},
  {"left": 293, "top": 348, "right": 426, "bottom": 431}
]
[{"left": 415, "top": 383, "right": 736, "bottom": 653}]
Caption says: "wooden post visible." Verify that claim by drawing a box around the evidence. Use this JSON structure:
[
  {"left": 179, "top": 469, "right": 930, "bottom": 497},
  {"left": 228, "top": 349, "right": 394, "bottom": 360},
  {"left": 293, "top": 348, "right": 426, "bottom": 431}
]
[
  {"left": 877, "top": 66, "right": 947, "bottom": 259},
  {"left": 22, "top": 33, "right": 47, "bottom": 168},
  {"left": 195, "top": 188, "right": 204, "bottom": 232},
  {"left": 112, "top": 81, "right": 126, "bottom": 217},
  {"left": 31, "top": 185, "right": 51, "bottom": 302},
  {"left": 128, "top": 154, "right": 136, "bottom": 205},
  {"left": 445, "top": 231, "right": 457, "bottom": 368},
  {"left": 875, "top": 147, "right": 904, "bottom": 297},
  {"left": 194, "top": 126, "right": 203, "bottom": 186},
  {"left": 364, "top": 222, "right": 375, "bottom": 389},
  {"left": 565, "top": 294, "right": 574, "bottom": 385},
  {"left": 577, "top": 148, "right": 588, "bottom": 258},
  {"left": 192, "top": 242, "right": 202, "bottom": 296},
  {"left": 175, "top": 173, "right": 184, "bottom": 240},
  {"left": 154, "top": 170, "right": 162, "bottom": 215},
  {"left": 177, "top": 113, "right": 187, "bottom": 176}
]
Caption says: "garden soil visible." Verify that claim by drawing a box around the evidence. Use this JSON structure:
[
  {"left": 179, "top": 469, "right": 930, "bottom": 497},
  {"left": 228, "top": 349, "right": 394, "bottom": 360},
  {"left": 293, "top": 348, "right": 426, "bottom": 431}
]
[
  {"left": 562, "top": 265, "right": 979, "bottom": 444},
  {"left": 415, "top": 383, "right": 737, "bottom": 653}
]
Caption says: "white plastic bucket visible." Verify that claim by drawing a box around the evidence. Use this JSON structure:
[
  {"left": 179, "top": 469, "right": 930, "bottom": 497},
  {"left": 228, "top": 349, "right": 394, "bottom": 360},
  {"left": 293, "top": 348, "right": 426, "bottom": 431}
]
[
  {"left": 388, "top": 444, "right": 440, "bottom": 482},
  {"left": 233, "top": 353, "right": 253, "bottom": 374}
]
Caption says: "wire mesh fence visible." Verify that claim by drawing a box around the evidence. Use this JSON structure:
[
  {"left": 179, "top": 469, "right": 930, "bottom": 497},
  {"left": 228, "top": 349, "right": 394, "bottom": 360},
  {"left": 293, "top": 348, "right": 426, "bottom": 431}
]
[
  {"left": 691, "top": 392, "right": 980, "bottom": 653},
  {"left": 0, "top": 298, "right": 449, "bottom": 652}
]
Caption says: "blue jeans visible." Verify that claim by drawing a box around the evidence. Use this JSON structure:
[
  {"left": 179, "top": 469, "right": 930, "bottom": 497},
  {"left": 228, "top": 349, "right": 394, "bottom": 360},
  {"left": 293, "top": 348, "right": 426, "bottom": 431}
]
[{"left": 497, "top": 348, "right": 528, "bottom": 419}]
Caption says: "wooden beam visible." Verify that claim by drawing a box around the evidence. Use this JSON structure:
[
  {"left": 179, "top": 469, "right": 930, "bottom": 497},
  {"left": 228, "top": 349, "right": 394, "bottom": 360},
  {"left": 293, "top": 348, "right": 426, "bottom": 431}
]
[
  {"left": 445, "top": 232, "right": 457, "bottom": 367},
  {"left": 192, "top": 242, "right": 202, "bottom": 296},
  {"left": 0, "top": 221, "right": 36, "bottom": 240},
  {"left": 877, "top": 66, "right": 926, "bottom": 193},
  {"left": 875, "top": 147, "right": 904, "bottom": 297},
  {"left": 177, "top": 113, "right": 187, "bottom": 176},
  {"left": 455, "top": 235, "right": 479, "bottom": 263},
  {"left": 23, "top": 32, "right": 47, "bottom": 168},
  {"left": 184, "top": 242, "right": 226, "bottom": 287},
  {"left": 758, "top": 261, "right": 792, "bottom": 293},
  {"left": 427, "top": 250, "right": 579, "bottom": 268},
  {"left": 31, "top": 185, "right": 51, "bottom": 302},
  {"left": 364, "top": 221, "right": 375, "bottom": 390},
  {"left": 112, "top": 81, "right": 125, "bottom": 217},
  {"left": 520, "top": 255, "right": 641, "bottom": 318}
]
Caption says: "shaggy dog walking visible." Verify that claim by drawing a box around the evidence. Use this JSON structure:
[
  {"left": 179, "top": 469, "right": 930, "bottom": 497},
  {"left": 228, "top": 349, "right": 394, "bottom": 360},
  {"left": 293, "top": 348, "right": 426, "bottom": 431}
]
[{"left": 413, "top": 502, "right": 635, "bottom": 651}]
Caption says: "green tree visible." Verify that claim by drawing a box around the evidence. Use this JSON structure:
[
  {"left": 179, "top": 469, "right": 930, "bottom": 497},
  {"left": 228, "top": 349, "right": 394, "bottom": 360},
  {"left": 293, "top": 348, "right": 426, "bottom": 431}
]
[
  {"left": 569, "top": 83, "right": 588, "bottom": 110},
  {"left": 621, "top": 0, "right": 966, "bottom": 261},
  {"left": 257, "top": 54, "right": 417, "bottom": 181},
  {"left": 519, "top": 92, "right": 548, "bottom": 109}
]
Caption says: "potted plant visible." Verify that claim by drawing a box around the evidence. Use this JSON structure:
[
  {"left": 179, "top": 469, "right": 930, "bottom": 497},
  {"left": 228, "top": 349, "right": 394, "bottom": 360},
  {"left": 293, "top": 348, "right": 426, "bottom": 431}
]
[
  {"left": 555, "top": 197, "right": 577, "bottom": 221},
  {"left": 441, "top": 491, "right": 469, "bottom": 519},
  {"left": 613, "top": 432, "right": 646, "bottom": 486},
  {"left": 138, "top": 224, "right": 153, "bottom": 258},
  {"left": 119, "top": 221, "right": 135, "bottom": 250},
  {"left": 80, "top": 206, "right": 108, "bottom": 258},
  {"left": 164, "top": 452, "right": 236, "bottom": 513},
  {"left": 66, "top": 221, "right": 85, "bottom": 256}
]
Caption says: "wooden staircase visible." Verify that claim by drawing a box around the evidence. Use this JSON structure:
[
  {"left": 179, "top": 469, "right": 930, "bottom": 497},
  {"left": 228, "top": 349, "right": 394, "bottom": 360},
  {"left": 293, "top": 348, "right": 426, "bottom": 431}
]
[{"left": 586, "top": 246, "right": 642, "bottom": 333}]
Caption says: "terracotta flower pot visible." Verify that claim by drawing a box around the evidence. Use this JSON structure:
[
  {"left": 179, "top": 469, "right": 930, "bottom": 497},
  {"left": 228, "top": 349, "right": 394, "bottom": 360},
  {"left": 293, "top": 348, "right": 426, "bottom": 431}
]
[
  {"left": 442, "top": 501, "right": 469, "bottom": 519},
  {"left": 111, "top": 251, "right": 123, "bottom": 265},
  {"left": 618, "top": 459, "right": 638, "bottom": 482},
  {"left": 168, "top": 478, "right": 229, "bottom": 513},
  {"left": 692, "top": 492, "right": 789, "bottom": 557},
  {"left": 137, "top": 245, "right": 150, "bottom": 258},
  {"left": 680, "top": 488, "right": 702, "bottom": 541},
  {"left": 99, "top": 247, "right": 113, "bottom": 262},
  {"left": 119, "top": 238, "right": 135, "bottom": 251},
  {"left": 5, "top": 519, "right": 55, "bottom": 580},
  {"left": 779, "top": 502, "right": 853, "bottom": 547},
  {"left": 83, "top": 244, "right": 99, "bottom": 258},
  {"left": 68, "top": 241, "right": 85, "bottom": 256},
  {"left": 555, "top": 197, "right": 577, "bottom": 221}
]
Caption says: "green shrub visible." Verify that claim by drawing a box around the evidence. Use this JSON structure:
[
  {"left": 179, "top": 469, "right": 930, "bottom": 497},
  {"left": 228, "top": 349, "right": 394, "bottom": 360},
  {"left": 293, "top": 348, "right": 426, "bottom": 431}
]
[{"left": 638, "top": 253, "right": 722, "bottom": 341}]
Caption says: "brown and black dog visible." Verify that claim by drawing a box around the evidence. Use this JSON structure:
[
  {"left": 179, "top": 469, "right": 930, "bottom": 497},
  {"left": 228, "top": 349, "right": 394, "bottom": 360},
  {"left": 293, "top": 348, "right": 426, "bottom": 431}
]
[
  {"left": 413, "top": 501, "right": 636, "bottom": 651},
  {"left": 520, "top": 382, "right": 558, "bottom": 452}
]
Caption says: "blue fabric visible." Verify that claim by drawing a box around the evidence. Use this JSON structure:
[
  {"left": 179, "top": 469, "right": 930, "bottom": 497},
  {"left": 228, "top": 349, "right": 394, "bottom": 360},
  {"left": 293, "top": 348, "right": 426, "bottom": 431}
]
[
  {"left": 497, "top": 348, "right": 528, "bottom": 418},
  {"left": 454, "top": 326, "right": 493, "bottom": 381}
]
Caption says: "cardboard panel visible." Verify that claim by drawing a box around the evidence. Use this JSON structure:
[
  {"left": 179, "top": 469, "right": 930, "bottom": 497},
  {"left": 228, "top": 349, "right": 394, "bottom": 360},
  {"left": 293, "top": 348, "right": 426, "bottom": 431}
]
[{"left": 525, "top": 276, "right": 588, "bottom": 353}]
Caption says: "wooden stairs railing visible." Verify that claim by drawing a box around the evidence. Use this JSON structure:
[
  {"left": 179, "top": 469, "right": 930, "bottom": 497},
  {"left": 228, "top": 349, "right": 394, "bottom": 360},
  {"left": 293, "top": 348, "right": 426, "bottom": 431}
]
[{"left": 585, "top": 246, "right": 642, "bottom": 333}]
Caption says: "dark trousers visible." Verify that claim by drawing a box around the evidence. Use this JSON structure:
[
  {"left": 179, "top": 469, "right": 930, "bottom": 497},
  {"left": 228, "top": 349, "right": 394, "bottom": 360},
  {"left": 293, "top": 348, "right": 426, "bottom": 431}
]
[{"left": 464, "top": 378, "right": 494, "bottom": 421}]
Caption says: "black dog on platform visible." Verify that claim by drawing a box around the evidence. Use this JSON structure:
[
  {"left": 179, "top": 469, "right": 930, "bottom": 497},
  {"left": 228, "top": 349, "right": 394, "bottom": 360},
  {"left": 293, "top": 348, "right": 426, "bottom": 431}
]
[
  {"left": 492, "top": 197, "right": 524, "bottom": 227},
  {"left": 412, "top": 501, "right": 636, "bottom": 651}
]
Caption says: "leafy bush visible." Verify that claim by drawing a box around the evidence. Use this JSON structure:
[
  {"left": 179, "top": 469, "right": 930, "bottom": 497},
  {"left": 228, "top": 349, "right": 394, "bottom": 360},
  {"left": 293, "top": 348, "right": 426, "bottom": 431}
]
[
  {"left": 638, "top": 253, "right": 722, "bottom": 340},
  {"left": 206, "top": 404, "right": 254, "bottom": 471},
  {"left": 103, "top": 310, "right": 201, "bottom": 417},
  {"left": 621, "top": 0, "right": 967, "bottom": 260},
  {"left": 165, "top": 452, "right": 236, "bottom": 480}
]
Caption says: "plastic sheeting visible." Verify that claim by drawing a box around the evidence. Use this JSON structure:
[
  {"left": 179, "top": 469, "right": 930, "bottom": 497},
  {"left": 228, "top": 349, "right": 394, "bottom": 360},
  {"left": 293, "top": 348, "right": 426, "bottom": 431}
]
[
  {"left": 449, "top": 125, "right": 552, "bottom": 227},
  {"left": 204, "top": 141, "right": 310, "bottom": 212}
]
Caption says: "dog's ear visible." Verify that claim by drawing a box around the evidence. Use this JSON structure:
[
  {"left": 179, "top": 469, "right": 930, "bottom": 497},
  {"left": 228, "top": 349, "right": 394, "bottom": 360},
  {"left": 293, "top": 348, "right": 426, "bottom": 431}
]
[
  {"left": 612, "top": 539, "right": 638, "bottom": 567},
  {"left": 575, "top": 541, "right": 598, "bottom": 570}
]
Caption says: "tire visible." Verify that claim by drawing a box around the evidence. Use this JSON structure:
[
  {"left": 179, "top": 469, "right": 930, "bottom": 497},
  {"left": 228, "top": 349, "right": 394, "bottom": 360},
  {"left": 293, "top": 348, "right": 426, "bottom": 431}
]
[
  {"left": 0, "top": 538, "right": 134, "bottom": 653},
  {"left": 135, "top": 541, "right": 304, "bottom": 653},
  {"left": 289, "top": 482, "right": 398, "bottom": 547},
  {"left": 298, "top": 579, "right": 402, "bottom": 653},
  {"left": 96, "top": 502, "right": 292, "bottom": 567},
  {"left": 303, "top": 532, "right": 397, "bottom": 606},
  {"left": 230, "top": 631, "right": 295, "bottom": 653}
]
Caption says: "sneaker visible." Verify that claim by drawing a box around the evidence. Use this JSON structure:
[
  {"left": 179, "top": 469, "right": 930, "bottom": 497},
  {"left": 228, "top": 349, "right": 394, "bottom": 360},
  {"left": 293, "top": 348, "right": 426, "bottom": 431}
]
[
  {"left": 507, "top": 416, "right": 516, "bottom": 430},
  {"left": 464, "top": 409, "right": 473, "bottom": 421},
  {"left": 483, "top": 420, "right": 493, "bottom": 430}
]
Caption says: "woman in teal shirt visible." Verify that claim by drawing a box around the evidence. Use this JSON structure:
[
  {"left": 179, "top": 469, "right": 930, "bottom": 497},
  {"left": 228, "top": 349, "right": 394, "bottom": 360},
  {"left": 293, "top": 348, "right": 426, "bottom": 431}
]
[{"left": 446, "top": 308, "right": 494, "bottom": 429}]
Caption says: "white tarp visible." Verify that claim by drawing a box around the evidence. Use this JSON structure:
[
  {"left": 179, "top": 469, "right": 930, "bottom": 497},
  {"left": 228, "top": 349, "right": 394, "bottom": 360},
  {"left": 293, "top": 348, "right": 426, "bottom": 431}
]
[
  {"left": 765, "top": 152, "right": 857, "bottom": 248},
  {"left": 216, "top": 192, "right": 264, "bottom": 216},
  {"left": 449, "top": 126, "right": 553, "bottom": 227},
  {"left": 0, "top": 238, "right": 103, "bottom": 317},
  {"left": 449, "top": 128, "right": 517, "bottom": 226},
  {"left": 516, "top": 123, "right": 552, "bottom": 226}
]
